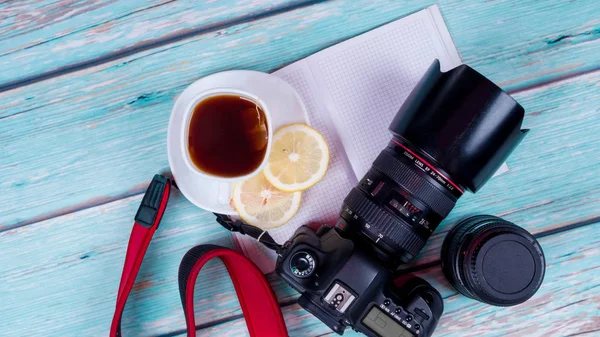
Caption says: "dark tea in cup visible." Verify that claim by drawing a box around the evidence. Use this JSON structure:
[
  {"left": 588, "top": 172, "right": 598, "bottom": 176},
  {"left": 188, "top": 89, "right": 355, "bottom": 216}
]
[{"left": 187, "top": 94, "right": 269, "bottom": 178}]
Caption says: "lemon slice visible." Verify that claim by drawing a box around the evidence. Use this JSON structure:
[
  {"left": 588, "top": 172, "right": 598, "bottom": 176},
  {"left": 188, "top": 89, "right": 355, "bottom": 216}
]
[
  {"left": 264, "top": 124, "right": 330, "bottom": 192},
  {"left": 232, "top": 173, "right": 302, "bottom": 229}
]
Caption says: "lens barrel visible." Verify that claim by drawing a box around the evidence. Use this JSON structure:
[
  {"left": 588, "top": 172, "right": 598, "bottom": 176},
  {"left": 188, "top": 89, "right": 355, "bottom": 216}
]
[
  {"left": 372, "top": 148, "right": 458, "bottom": 217},
  {"left": 343, "top": 187, "right": 425, "bottom": 263},
  {"left": 341, "top": 142, "right": 461, "bottom": 263}
]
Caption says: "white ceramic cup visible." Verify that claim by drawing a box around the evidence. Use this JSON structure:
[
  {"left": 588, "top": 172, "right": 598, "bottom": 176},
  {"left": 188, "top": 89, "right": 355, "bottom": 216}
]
[{"left": 179, "top": 88, "right": 273, "bottom": 194}]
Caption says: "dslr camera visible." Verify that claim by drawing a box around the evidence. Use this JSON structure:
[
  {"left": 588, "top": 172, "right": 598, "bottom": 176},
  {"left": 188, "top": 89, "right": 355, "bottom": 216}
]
[{"left": 275, "top": 61, "right": 528, "bottom": 337}]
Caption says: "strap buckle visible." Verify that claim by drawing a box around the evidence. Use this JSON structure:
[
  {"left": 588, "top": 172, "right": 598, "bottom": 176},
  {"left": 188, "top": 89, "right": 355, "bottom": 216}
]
[
  {"left": 135, "top": 174, "right": 171, "bottom": 228},
  {"left": 214, "top": 213, "right": 246, "bottom": 234},
  {"left": 213, "top": 213, "right": 283, "bottom": 253}
]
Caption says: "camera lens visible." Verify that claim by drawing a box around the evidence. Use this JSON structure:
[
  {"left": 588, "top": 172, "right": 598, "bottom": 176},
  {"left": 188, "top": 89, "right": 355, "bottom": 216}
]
[
  {"left": 338, "top": 60, "right": 528, "bottom": 265},
  {"left": 441, "top": 215, "right": 545, "bottom": 306},
  {"left": 290, "top": 251, "right": 316, "bottom": 278}
]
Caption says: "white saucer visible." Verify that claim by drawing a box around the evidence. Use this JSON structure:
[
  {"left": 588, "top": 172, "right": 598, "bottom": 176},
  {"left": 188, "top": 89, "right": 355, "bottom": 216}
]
[{"left": 167, "top": 70, "right": 308, "bottom": 214}]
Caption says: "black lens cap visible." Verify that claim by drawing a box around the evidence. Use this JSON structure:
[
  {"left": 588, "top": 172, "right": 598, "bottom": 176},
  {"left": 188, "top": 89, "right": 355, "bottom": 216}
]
[{"left": 441, "top": 215, "right": 545, "bottom": 306}]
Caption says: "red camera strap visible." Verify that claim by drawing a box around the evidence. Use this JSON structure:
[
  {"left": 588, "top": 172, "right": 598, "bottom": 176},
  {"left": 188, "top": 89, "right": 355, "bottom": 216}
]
[
  {"left": 110, "top": 175, "right": 288, "bottom": 337},
  {"left": 178, "top": 246, "right": 288, "bottom": 337}
]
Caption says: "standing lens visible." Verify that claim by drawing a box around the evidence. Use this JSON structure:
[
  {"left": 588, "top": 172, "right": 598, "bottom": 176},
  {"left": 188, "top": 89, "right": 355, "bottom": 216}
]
[{"left": 441, "top": 215, "right": 545, "bottom": 306}]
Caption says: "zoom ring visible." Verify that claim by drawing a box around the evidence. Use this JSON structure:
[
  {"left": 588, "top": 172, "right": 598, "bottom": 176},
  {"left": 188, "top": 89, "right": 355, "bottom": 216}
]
[
  {"left": 344, "top": 188, "right": 424, "bottom": 257},
  {"left": 373, "top": 150, "right": 456, "bottom": 217}
]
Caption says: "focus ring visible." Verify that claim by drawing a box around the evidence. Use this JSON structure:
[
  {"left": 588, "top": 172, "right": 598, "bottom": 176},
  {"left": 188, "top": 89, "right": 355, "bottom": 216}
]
[
  {"left": 344, "top": 188, "right": 424, "bottom": 257},
  {"left": 373, "top": 150, "right": 456, "bottom": 217}
]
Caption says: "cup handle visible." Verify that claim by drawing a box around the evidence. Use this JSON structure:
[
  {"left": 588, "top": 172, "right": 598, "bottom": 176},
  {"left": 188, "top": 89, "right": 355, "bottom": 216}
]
[{"left": 217, "top": 182, "right": 231, "bottom": 205}]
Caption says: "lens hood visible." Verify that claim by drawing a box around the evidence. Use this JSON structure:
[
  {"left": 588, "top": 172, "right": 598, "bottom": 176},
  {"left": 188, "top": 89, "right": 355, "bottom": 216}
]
[{"left": 389, "top": 60, "right": 529, "bottom": 192}]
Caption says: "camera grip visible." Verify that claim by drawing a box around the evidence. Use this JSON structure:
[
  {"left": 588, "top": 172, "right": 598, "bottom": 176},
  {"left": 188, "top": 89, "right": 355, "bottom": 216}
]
[{"left": 392, "top": 276, "right": 443, "bottom": 335}]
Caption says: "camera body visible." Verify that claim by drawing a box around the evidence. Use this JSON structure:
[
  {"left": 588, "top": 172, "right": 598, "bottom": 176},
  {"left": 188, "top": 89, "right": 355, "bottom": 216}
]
[
  {"left": 274, "top": 60, "right": 528, "bottom": 337},
  {"left": 276, "top": 225, "right": 443, "bottom": 337}
]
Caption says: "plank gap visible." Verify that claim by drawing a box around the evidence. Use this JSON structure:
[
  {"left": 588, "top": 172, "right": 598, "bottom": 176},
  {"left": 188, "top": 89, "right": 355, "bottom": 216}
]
[
  {"left": 0, "top": 0, "right": 329, "bottom": 93},
  {"left": 0, "top": 186, "right": 147, "bottom": 233},
  {"left": 507, "top": 64, "right": 600, "bottom": 95},
  {"left": 393, "top": 214, "right": 600, "bottom": 278},
  {"left": 151, "top": 313, "right": 245, "bottom": 337},
  {"left": 566, "top": 328, "right": 600, "bottom": 337},
  {"left": 150, "top": 299, "right": 299, "bottom": 337}
]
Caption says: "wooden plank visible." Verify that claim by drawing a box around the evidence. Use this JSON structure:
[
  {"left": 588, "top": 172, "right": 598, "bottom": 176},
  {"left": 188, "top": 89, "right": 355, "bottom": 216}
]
[
  {"left": 0, "top": 0, "right": 312, "bottom": 87},
  {"left": 2, "top": 1, "right": 600, "bottom": 228},
  {"left": 1, "top": 2, "right": 598, "bottom": 337},
  {"left": 2, "top": 188, "right": 597, "bottom": 337},
  {"left": 174, "top": 221, "right": 600, "bottom": 337},
  {"left": 1, "top": 63, "right": 599, "bottom": 254},
  {"left": 1, "top": 71, "right": 599, "bottom": 334},
  {"left": 3, "top": 66, "right": 600, "bottom": 334},
  {"left": 1, "top": 0, "right": 598, "bottom": 91},
  {"left": 0, "top": 193, "right": 297, "bottom": 336}
]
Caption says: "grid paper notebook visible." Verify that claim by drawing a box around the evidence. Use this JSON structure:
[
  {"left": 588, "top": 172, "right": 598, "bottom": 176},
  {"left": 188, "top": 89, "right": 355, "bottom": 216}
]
[{"left": 234, "top": 5, "right": 504, "bottom": 273}]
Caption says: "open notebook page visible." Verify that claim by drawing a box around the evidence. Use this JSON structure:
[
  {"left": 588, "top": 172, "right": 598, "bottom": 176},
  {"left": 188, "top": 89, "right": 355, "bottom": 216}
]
[
  {"left": 305, "top": 5, "right": 462, "bottom": 178},
  {"left": 234, "top": 5, "right": 505, "bottom": 273}
]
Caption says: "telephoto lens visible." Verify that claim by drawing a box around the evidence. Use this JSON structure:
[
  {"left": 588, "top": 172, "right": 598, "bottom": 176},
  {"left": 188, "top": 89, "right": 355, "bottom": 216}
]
[
  {"left": 441, "top": 215, "right": 545, "bottom": 306},
  {"left": 339, "top": 60, "right": 529, "bottom": 265}
]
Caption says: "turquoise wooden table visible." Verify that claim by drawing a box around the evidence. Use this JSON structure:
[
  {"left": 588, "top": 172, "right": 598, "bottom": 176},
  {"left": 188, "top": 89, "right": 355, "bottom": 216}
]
[{"left": 1, "top": 1, "right": 599, "bottom": 336}]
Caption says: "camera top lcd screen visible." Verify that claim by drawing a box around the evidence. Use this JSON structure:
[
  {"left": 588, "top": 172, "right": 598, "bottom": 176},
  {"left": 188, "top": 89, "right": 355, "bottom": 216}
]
[{"left": 362, "top": 306, "right": 415, "bottom": 337}]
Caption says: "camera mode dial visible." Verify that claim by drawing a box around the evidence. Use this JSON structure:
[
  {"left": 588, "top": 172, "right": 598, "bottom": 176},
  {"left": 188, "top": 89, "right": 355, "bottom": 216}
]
[{"left": 290, "top": 251, "right": 316, "bottom": 278}]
